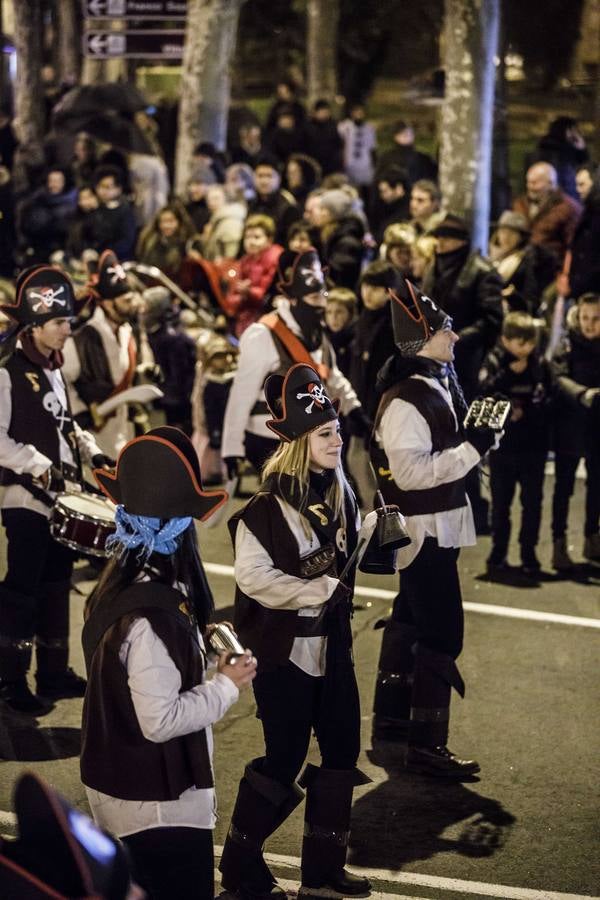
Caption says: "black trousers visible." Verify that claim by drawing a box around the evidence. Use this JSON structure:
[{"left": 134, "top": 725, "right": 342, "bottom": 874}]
[
  {"left": 0, "top": 508, "right": 74, "bottom": 680},
  {"left": 244, "top": 431, "right": 278, "bottom": 475},
  {"left": 122, "top": 827, "right": 214, "bottom": 900},
  {"left": 552, "top": 450, "right": 600, "bottom": 539},
  {"left": 489, "top": 450, "right": 547, "bottom": 557},
  {"left": 252, "top": 661, "right": 361, "bottom": 785},
  {"left": 392, "top": 538, "right": 463, "bottom": 659}
]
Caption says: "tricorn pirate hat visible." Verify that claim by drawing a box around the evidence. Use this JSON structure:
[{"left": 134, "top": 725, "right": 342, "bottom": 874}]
[
  {"left": 1, "top": 266, "right": 76, "bottom": 327},
  {"left": 265, "top": 363, "right": 339, "bottom": 442},
  {"left": 94, "top": 425, "right": 227, "bottom": 521},
  {"left": 89, "top": 249, "right": 131, "bottom": 301},
  {"left": 389, "top": 277, "right": 451, "bottom": 355},
  {"left": 0, "top": 771, "right": 133, "bottom": 899},
  {"left": 276, "top": 248, "right": 327, "bottom": 301}
]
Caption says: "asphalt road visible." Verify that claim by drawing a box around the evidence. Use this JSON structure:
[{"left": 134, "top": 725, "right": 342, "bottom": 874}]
[{"left": 1, "top": 474, "right": 599, "bottom": 900}]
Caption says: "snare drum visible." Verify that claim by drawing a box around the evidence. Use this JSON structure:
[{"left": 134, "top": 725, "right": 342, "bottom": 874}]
[{"left": 50, "top": 492, "right": 116, "bottom": 557}]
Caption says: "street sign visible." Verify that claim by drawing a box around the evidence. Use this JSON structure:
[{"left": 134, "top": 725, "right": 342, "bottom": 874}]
[
  {"left": 83, "top": 30, "right": 185, "bottom": 58},
  {"left": 83, "top": 0, "right": 187, "bottom": 19}
]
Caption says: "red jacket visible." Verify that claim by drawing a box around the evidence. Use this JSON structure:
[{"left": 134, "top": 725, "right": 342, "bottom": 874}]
[{"left": 221, "top": 243, "right": 283, "bottom": 336}]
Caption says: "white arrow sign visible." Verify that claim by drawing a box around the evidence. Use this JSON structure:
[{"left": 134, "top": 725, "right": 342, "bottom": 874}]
[
  {"left": 88, "top": 34, "right": 107, "bottom": 55},
  {"left": 88, "top": 0, "right": 106, "bottom": 15}
]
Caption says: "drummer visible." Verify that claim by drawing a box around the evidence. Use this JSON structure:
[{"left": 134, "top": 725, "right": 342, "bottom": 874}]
[
  {"left": 0, "top": 265, "right": 110, "bottom": 714},
  {"left": 62, "top": 249, "right": 140, "bottom": 458}
]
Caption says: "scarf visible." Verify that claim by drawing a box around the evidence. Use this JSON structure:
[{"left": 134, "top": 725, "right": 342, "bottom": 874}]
[
  {"left": 20, "top": 330, "right": 64, "bottom": 370},
  {"left": 106, "top": 506, "right": 192, "bottom": 562}
]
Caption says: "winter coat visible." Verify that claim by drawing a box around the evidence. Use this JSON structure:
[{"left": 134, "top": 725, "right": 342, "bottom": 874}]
[
  {"left": 147, "top": 324, "right": 197, "bottom": 416},
  {"left": 326, "top": 323, "right": 355, "bottom": 381},
  {"left": 551, "top": 326, "right": 600, "bottom": 456},
  {"left": 202, "top": 202, "right": 246, "bottom": 261},
  {"left": 527, "top": 137, "right": 589, "bottom": 200},
  {"left": 221, "top": 243, "right": 284, "bottom": 337},
  {"left": 493, "top": 243, "right": 557, "bottom": 315},
  {"left": 304, "top": 119, "right": 343, "bottom": 175},
  {"left": 137, "top": 233, "right": 189, "bottom": 282},
  {"left": 18, "top": 186, "right": 77, "bottom": 262},
  {"left": 86, "top": 199, "right": 138, "bottom": 261},
  {"left": 349, "top": 305, "right": 397, "bottom": 420},
  {"left": 569, "top": 189, "right": 600, "bottom": 298},
  {"left": 321, "top": 215, "right": 365, "bottom": 290},
  {"left": 478, "top": 345, "right": 554, "bottom": 453},
  {"left": 513, "top": 190, "right": 581, "bottom": 265},
  {"left": 374, "top": 144, "right": 437, "bottom": 187},
  {"left": 422, "top": 249, "right": 503, "bottom": 401}
]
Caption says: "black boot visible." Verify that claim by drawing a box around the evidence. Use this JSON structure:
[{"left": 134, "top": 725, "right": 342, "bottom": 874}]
[
  {"left": 219, "top": 758, "right": 303, "bottom": 899},
  {"left": 372, "top": 620, "right": 416, "bottom": 742},
  {"left": 35, "top": 580, "right": 78, "bottom": 697},
  {"left": 298, "top": 764, "right": 371, "bottom": 899},
  {"left": 36, "top": 665, "right": 86, "bottom": 699},
  {"left": 0, "top": 677, "right": 51, "bottom": 715},
  {"left": 406, "top": 644, "right": 478, "bottom": 778}
]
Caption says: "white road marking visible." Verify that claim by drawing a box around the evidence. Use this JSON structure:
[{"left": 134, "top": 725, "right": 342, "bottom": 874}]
[
  {"left": 203, "top": 563, "right": 600, "bottom": 630},
  {"left": 217, "top": 877, "right": 429, "bottom": 899},
  {"left": 213, "top": 846, "right": 599, "bottom": 900}
]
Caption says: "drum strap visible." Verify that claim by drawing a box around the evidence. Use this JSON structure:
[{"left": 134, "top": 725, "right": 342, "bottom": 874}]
[{"left": 82, "top": 582, "right": 195, "bottom": 676}]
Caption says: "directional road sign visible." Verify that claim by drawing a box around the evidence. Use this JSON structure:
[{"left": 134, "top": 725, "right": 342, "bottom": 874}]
[
  {"left": 83, "top": 30, "right": 185, "bottom": 58},
  {"left": 83, "top": 0, "right": 187, "bottom": 19}
]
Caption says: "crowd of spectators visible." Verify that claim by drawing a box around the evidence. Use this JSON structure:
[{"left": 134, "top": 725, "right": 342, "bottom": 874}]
[{"left": 0, "top": 82, "right": 598, "bottom": 575}]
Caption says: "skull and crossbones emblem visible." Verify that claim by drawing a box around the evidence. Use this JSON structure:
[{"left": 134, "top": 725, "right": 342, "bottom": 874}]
[
  {"left": 296, "top": 381, "right": 329, "bottom": 414},
  {"left": 27, "top": 285, "right": 67, "bottom": 313},
  {"left": 300, "top": 260, "right": 324, "bottom": 289},
  {"left": 42, "top": 391, "right": 68, "bottom": 428},
  {"left": 107, "top": 263, "right": 127, "bottom": 285}
]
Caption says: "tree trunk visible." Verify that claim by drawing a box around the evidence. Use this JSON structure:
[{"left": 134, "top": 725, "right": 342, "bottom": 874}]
[
  {"left": 13, "top": 0, "right": 45, "bottom": 193},
  {"left": 306, "top": 0, "right": 340, "bottom": 107},
  {"left": 56, "top": 0, "right": 81, "bottom": 87},
  {"left": 175, "top": 0, "right": 245, "bottom": 196},
  {"left": 438, "top": 0, "right": 500, "bottom": 253}
]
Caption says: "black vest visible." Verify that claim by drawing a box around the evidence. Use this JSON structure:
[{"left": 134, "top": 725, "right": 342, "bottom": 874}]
[
  {"left": 371, "top": 377, "right": 467, "bottom": 516},
  {"left": 0, "top": 351, "right": 80, "bottom": 492},
  {"left": 80, "top": 582, "right": 213, "bottom": 801},
  {"left": 228, "top": 482, "right": 356, "bottom": 672}
]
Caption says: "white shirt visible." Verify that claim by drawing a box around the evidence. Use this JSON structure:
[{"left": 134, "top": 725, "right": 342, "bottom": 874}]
[
  {"left": 377, "top": 374, "right": 479, "bottom": 568},
  {"left": 0, "top": 363, "right": 101, "bottom": 518},
  {"left": 85, "top": 618, "right": 239, "bottom": 836},
  {"left": 221, "top": 299, "right": 360, "bottom": 458},
  {"left": 234, "top": 494, "right": 360, "bottom": 677}
]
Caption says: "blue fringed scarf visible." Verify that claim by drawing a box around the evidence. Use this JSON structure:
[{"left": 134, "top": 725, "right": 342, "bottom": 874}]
[{"left": 106, "top": 505, "right": 192, "bottom": 560}]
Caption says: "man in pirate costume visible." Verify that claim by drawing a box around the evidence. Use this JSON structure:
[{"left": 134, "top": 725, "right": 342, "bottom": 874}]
[
  {"left": 221, "top": 247, "right": 370, "bottom": 476},
  {"left": 0, "top": 266, "right": 107, "bottom": 714},
  {"left": 370, "top": 279, "right": 501, "bottom": 777},
  {"left": 62, "top": 249, "right": 139, "bottom": 458},
  {"left": 220, "top": 363, "right": 372, "bottom": 900}
]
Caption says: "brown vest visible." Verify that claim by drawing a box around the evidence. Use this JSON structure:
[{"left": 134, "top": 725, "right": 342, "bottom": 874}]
[
  {"left": 80, "top": 582, "right": 213, "bottom": 801},
  {"left": 371, "top": 377, "right": 467, "bottom": 516}
]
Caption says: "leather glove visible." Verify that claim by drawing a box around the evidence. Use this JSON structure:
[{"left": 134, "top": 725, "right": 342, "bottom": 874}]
[
  {"left": 223, "top": 456, "right": 243, "bottom": 480},
  {"left": 464, "top": 425, "right": 498, "bottom": 457},
  {"left": 346, "top": 406, "right": 373, "bottom": 439},
  {"left": 92, "top": 453, "right": 116, "bottom": 470}
]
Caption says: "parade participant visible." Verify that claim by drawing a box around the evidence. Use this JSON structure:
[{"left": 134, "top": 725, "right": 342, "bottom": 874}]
[
  {"left": 221, "top": 248, "right": 369, "bottom": 476},
  {"left": 219, "top": 364, "right": 372, "bottom": 900},
  {"left": 0, "top": 266, "right": 106, "bottom": 714},
  {"left": 370, "top": 279, "right": 500, "bottom": 776},
  {"left": 62, "top": 250, "right": 139, "bottom": 457},
  {"left": 81, "top": 426, "right": 257, "bottom": 900}
]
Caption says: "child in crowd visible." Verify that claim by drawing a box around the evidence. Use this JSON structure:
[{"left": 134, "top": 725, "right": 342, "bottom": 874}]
[
  {"left": 324, "top": 286, "right": 358, "bottom": 380},
  {"left": 287, "top": 219, "right": 314, "bottom": 254},
  {"left": 191, "top": 333, "right": 239, "bottom": 484},
  {"left": 381, "top": 223, "right": 416, "bottom": 278},
  {"left": 221, "top": 214, "right": 283, "bottom": 337},
  {"left": 550, "top": 293, "right": 600, "bottom": 567},
  {"left": 479, "top": 311, "right": 554, "bottom": 575}
]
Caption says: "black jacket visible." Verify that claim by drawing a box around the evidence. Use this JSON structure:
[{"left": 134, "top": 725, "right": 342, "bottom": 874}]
[
  {"left": 496, "top": 244, "right": 557, "bottom": 315},
  {"left": 322, "top": 215, "right": 365, "bottom": 290},
  {"left": 248, "top": 190, "right": 301, "bottom": 247},
  {"left": 304, "top": 118, "right": 343, "bottom": 175},
  {"left": 551, "top": 327, "right": 600, "bottom": 455},
  {"left": 349, "top": 306, "right": 397, "bottom": 420},
  {"left": 569, "top": 189, "right": 600, "bottom": 298},
  {"left": 423, "top": 249, "right": 503, "bottom": 400}
]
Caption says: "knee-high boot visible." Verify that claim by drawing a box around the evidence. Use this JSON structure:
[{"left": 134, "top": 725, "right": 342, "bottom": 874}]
[
  {"left": 219, "top": 758, "right": 304, "bottom": 899},
  {"left": 0, "top": 586, "right": 47, "bottom": 714},
  {"left": 372, "top": 620, "right": 417, "bottom": 741},
  {"left": 298, "top": 764, "right": 371, "bottom": 899},
  {"left": 406, "top": 643, "right": 479, "bottom": 777},
  {"left": 34, "top": 580, "right": 86, "bottom": 699}
]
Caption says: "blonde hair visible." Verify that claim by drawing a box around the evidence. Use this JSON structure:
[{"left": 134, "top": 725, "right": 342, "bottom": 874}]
[{"left": 262, "top": 430, "right": 350, "bottom": 538}]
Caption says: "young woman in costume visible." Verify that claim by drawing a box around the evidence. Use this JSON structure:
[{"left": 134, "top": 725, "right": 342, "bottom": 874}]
[
  {"left": 80, "top": 426, "right": 257, "bottom": 900},
  {"left": 219, "top": 363, "right": 372, "bottom": 900}
]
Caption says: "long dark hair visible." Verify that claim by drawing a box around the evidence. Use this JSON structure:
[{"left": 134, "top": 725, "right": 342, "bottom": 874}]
[{"left": 85, "top": 523, "right": 214, "bottom": 633}]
